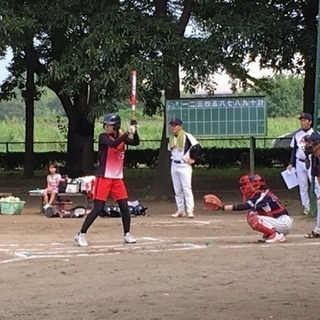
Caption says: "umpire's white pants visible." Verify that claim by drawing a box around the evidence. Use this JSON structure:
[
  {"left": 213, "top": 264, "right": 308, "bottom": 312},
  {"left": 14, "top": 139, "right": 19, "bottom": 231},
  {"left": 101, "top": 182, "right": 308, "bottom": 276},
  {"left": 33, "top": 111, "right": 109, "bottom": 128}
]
[
  {"left": 296, "top": 159, "right": 320, "bottom": 209},
  {"left": 315, "top": 200, "right": 320, "bottom": 234},
  {"left": 171, "top": 163, "right": 194, "bottom": 214}
]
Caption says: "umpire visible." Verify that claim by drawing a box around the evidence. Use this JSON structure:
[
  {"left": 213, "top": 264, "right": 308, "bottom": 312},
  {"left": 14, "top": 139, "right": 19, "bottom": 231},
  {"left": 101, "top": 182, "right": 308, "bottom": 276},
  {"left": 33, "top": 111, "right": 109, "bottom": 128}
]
[
  {"left": 168, "top": 118, "right": 201, "bottom": 218},
  {"left": 287, "top": 112, "right": 320, "bottom": 215}
]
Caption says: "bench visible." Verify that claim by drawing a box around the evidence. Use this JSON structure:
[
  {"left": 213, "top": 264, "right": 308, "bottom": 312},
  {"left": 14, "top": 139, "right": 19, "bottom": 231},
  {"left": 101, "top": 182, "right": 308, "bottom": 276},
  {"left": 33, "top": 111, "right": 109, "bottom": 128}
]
[{"left": 29, "top": 192, "right": 91, "bottom": 213}]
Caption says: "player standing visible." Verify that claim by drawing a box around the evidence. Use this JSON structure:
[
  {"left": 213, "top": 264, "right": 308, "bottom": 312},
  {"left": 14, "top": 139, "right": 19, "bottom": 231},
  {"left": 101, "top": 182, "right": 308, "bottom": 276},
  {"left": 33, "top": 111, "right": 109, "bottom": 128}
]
[
  {"left": 75, "top": 113, "right": 139, "bottom": 247},
  {"left": 287, "top": 112, "right": 320, "bottom": 214},
  {"left": 169, "top": 117, "right": 201, "bottom": 218}
]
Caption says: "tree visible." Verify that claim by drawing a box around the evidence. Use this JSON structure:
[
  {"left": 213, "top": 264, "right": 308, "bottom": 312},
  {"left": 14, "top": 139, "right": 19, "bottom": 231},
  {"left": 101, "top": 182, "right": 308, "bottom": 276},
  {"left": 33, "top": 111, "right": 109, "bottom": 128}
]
[
  {"left": 1, "top": 0, "right": 229, "bottom": 187},
  {"left": 0, "top": 1, "right": 42, "bottom": 176},
  {"left": 3, "top": 0, "right": 315, "bottom": 198},
  {"left": 243, "top": 74, "right": 304, "bottom": 117},
  {"left": 1, "top": 0, "right": 180, "bottom": 176},
  {"left": 263, "top": 75, "right": 304, "bottom": 117},
  {"left": 194, "top": 0, "right": 319, "bottom": 114}
]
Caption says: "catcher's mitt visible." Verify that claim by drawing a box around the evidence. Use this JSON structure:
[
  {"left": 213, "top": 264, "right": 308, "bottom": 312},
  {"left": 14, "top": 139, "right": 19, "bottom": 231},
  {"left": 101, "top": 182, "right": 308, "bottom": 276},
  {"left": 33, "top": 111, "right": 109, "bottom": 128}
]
[{"left": 203, "top": 194, "right": 224, "bottom": 211}]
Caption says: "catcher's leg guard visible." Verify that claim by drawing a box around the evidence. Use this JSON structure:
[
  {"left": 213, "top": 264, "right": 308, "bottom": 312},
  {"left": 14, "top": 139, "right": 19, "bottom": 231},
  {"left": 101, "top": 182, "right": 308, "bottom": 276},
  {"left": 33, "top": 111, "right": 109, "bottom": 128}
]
[{"left": 246, "top": 212, "right": 274, "bottom": 237}]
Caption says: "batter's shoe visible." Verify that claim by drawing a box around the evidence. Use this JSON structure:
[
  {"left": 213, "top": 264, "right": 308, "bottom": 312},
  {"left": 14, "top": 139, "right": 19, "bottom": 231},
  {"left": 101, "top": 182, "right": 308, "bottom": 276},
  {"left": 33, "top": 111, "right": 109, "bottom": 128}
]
[
  {"left": 124, "top": 232, "right": 136, "bottom": 244},
  {"left": 187, "top": 211, "right": 194, "bottom": 218},
  {"left": 303, "top": 207, "right": 310, "bottom": 215},
  {"left": 304, "top": 231, "right": 320, "bottom": 238},
  {"left": 265, "top": 232, "right": 286, "bottom": 243},
  {"left": 171, "top": 211, "right": 186, "bottom": 218},
  {"left": 75, "top": 232, "right": 88, "bottom": 247}
]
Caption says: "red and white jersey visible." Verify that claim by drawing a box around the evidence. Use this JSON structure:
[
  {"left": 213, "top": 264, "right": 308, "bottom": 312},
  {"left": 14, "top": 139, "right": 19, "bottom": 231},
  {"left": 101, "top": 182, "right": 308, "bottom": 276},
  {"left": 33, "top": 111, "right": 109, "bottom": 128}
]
[
  {"left": 104, "top": 138, "right": 125, "bottom": 179},
  {"left": 95, "top": 131, "right": 139, "bottom": 179}
]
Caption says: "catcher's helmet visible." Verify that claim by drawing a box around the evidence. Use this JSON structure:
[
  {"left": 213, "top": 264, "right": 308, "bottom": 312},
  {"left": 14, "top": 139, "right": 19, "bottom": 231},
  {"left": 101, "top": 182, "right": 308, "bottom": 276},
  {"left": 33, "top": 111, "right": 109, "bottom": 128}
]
[
  {"left": 103, "top": 113, "right": 121, "bottom": 130},
  {"left": 239, "top": 174, "right": 266, "bottom": 199}
]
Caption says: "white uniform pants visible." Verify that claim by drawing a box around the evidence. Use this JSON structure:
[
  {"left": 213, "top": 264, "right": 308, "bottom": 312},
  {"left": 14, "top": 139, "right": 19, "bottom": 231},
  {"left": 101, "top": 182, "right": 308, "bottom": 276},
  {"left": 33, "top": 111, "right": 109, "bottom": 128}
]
[
  {"left": 296, "top": 159, "right": 320, "bottom": 208},
  {"left": 258, "top": 215, "right": 293, "bottom": 236},
  {"left": 315, "top": 200, "right": 320, "bottom": 234},
  {"left": 171, "top": 162, "right": 194, "bottom": 214}
]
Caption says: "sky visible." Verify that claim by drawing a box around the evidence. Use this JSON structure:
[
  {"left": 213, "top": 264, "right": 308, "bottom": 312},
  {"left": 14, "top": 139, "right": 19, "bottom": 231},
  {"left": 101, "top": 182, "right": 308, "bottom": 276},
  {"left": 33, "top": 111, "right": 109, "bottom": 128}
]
[
  {"left": 0, "top": 58, "right": 9, "bottom": 83},
  {"left": 0, "top": 49, "right": 12, "bottom": 83}
]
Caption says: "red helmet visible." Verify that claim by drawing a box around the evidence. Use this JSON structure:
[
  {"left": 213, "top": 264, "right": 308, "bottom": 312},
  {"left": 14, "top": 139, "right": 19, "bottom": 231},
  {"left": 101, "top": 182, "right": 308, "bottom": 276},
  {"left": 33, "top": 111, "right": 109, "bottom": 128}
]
[{"left": 239, "top": 174, "right": 266, "bottom": 199}]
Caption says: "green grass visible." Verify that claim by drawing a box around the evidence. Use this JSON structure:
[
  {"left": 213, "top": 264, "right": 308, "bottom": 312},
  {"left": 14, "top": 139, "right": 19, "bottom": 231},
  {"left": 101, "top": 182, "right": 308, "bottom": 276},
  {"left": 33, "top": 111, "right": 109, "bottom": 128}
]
[{"left": 0, "top": 113, "right": 298, "bottom": 152}]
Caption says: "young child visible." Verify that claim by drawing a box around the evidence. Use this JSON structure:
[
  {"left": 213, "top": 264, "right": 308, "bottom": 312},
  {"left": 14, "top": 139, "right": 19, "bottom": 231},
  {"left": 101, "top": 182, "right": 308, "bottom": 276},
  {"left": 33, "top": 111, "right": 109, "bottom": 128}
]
[
  {"left": 206, "top": 174, "right": 293, "bottom": 243},
  {"left": 42, "top": 162, "right": 61, "bottom": 210}
]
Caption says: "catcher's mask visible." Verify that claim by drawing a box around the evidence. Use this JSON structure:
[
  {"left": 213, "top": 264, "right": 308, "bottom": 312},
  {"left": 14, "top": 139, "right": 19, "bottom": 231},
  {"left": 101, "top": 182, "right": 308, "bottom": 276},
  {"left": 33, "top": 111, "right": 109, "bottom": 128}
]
[
  {"left": 304, "top": 133, "right": 320, "bottom": 157},
  {"left": 303, "top": 134, "right": 313, "bottom": 156},
  {"left": 103, "top": 113, "right": 121, "bottom": 130},
  {"left": 239, "top": 174, "right": 266, "bottom": 200}
]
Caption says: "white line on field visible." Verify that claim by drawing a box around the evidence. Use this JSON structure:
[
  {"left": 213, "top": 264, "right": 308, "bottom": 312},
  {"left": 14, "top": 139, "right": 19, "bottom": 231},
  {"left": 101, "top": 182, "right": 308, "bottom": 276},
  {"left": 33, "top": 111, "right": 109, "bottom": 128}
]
[
  {"left": 1, "top": 234, "right": 320, "bottom": 265},
  {"left": 220, "top": 242, "right": 320, "bottom": 249}
]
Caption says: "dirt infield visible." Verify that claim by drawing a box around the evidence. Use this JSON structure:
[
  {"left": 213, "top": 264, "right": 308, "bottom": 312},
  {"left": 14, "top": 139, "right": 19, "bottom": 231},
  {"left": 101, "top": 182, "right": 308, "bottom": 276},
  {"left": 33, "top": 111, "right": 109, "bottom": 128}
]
[{"left": 1, "top": 172, "right": 320, "bottom": 320}]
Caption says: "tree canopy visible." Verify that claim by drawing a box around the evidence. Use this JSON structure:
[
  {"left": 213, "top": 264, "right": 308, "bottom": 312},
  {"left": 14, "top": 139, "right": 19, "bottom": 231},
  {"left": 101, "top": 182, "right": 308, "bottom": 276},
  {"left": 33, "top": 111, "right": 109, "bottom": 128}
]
[
  {"left": 0, "top": 0, "right": 319, "bottom": 196},
  {"left": 194, "top": 0, "right": 319, "bottom": 111}
]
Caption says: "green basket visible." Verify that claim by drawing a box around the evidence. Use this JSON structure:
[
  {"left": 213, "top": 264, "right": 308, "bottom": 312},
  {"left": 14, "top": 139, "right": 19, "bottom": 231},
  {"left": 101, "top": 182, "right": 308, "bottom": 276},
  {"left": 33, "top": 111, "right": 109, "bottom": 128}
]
[{"left": 0, "top": 201, "right": 26, "bottom": 215}]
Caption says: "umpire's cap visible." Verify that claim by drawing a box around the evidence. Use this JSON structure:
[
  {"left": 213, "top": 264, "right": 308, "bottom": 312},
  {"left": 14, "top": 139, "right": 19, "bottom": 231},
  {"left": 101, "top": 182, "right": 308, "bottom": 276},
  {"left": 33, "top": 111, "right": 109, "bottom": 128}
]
[{"left": 169, "top": 117, "right": 183, "bottom": 126}]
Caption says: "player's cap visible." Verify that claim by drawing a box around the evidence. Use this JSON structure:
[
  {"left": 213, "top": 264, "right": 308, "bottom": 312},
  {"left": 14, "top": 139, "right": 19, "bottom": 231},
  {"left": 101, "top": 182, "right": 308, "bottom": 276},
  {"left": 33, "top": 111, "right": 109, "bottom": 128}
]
[
  {"left": 169, "top": 118, "right": 183, "bottom": 126},
  {"left": 310, "top": 132, "right": 320, "bottom": 144},
  {"left": 298, "top": 112, "right": 312, "bottom": 120}
]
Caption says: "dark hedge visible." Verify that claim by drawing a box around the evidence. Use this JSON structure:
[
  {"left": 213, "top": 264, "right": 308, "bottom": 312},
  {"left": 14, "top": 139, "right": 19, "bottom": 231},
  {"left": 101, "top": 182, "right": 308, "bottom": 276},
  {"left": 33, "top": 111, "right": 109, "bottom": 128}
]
[{"left": 0, "top": 148, "right": 290, "bottom": 172}]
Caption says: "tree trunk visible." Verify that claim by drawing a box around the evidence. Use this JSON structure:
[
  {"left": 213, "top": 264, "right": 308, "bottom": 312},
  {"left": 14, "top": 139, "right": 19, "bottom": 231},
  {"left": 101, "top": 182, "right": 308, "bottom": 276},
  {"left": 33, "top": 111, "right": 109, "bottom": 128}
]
[
  {"left": 303, "top": 63, "right": 315, "bottom": 115},
  {"left": 23, "top": 40, "right": 35, "bottom": 177},
  {"left": 302, "top": 0, "right": 317, "bottom": 116},
  {"left": 149, "top": 62, "right": 180, "bottom": 199},
  {"left": 148, "top": 0, "right": 194, "bottom": 199},
  {"left": 65, "top": 107, "right": 95, "bottom": 178},
  {"left": 49, "top": 85, "right": 95, "bottom": 178}
]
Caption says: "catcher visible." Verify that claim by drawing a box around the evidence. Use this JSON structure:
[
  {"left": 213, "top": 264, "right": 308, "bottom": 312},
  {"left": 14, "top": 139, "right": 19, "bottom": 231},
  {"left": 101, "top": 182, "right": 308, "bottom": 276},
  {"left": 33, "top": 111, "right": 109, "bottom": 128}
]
[{"left": 203, "top": 174, "right": 293, "bottom": 243}]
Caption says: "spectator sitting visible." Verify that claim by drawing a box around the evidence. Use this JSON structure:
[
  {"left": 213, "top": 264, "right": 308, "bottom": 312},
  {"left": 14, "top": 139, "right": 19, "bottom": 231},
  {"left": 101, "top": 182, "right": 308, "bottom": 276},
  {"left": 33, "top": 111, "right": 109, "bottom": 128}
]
[{"left": 42, "top": 161, "right": 61, "bottom": 210}]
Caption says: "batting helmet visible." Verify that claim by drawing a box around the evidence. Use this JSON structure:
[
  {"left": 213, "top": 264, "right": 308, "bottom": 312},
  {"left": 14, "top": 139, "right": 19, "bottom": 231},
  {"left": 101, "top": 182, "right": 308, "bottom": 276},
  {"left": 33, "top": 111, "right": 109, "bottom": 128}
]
[
  {"left": 134, "top": 205, "right": 148, "bottom": 216},
  {"left": 239, "top": 174, "right": 266, "bottom": 200},
  {"left": 99, "top": 204, "right": 111, "bottom": 217},
  {"left": 128, "top": 205, "right": 135, "bottom": 215},
  {"left": 70, "top": 206, "right": 86, "bottom": 218},
  {"left": 103, "top": 113, "right": 121, "bottom": 130},
  {"left": 110, "top": 205, "right": 121, "bottom": 218}
]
